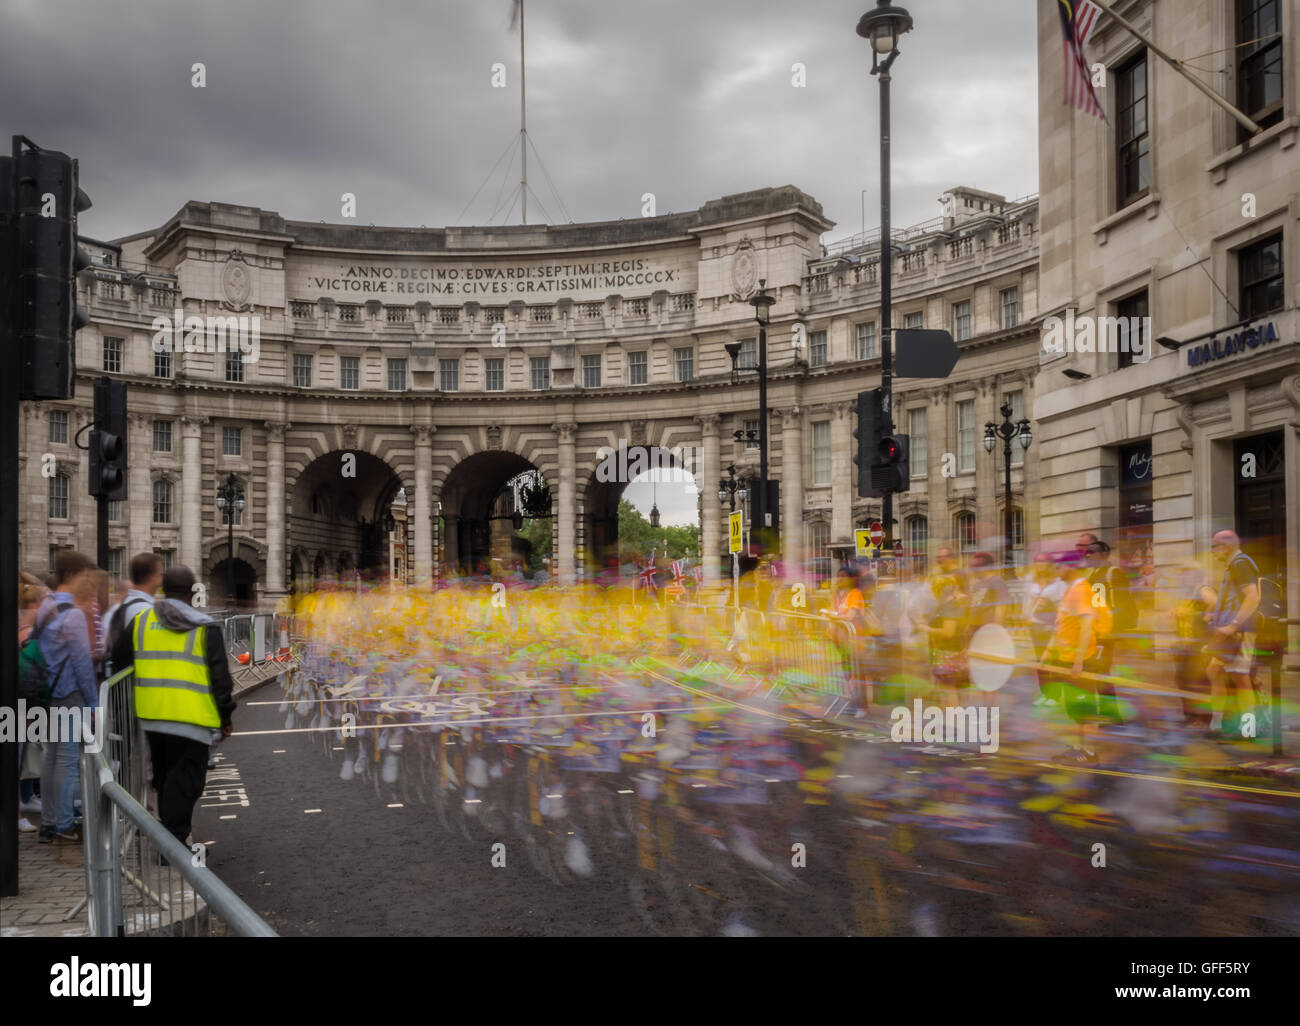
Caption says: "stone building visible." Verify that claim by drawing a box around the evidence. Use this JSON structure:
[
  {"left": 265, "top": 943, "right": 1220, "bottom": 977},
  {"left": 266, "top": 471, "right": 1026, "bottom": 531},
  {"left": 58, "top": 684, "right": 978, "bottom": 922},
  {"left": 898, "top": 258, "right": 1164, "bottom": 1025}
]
[
  {"left": 23, "top": 183, "right": 1042, "bottom": 606},
  {"left": 1035, "top": 0, "right": 1297, "bottom": 619}
]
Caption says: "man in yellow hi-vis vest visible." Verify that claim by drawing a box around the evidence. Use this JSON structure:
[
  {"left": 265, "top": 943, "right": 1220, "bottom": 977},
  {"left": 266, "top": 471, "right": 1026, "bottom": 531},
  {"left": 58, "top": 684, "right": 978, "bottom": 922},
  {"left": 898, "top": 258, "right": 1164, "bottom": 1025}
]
[{"left": 111, "top": 565, "right": 236, "bottom": 845}]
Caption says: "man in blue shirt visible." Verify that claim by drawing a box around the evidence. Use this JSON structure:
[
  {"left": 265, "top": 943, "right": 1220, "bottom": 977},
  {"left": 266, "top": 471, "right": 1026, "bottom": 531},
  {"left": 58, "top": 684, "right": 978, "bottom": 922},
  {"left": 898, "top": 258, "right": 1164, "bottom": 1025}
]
[{"left": 37, "top": 551, "right": 101, "bottom": 843}]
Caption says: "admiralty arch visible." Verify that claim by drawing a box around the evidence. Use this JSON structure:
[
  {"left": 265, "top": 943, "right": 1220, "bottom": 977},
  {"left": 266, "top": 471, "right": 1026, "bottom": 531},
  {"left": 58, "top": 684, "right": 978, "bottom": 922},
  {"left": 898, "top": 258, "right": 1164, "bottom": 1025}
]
[{"left": 20, "top": 184, "right": 1042, "bottom": 605}]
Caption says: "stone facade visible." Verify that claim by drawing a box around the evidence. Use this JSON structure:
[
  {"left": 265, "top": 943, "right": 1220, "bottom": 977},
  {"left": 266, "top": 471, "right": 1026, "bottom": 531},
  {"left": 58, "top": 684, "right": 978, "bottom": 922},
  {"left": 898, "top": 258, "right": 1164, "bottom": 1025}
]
[{"left": 24, "top": 184, "right": 1042, "bottom": 605}]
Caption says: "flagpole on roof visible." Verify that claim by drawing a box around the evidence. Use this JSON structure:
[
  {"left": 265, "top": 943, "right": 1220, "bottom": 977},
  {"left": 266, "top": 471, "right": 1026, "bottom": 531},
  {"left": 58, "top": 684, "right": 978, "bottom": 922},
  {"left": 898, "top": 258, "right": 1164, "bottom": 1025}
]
[
  {"left": 1088, "top": 0, "right": 1262, "bottom": 136},
  {"left": 519, "top": 0, "right": 527, "bottom": 224}
]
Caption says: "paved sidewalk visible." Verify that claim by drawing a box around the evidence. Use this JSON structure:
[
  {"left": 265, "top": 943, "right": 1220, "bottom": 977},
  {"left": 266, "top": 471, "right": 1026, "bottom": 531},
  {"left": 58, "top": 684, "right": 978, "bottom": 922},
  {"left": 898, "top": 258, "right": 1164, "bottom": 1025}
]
[{"left": 1, "top": 818, "right": 89, "bottom": 938}]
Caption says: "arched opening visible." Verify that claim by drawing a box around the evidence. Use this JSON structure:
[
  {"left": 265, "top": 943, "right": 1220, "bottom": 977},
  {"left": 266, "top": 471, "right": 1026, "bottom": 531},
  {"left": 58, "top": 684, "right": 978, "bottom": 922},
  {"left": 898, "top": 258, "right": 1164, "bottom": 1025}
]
[
  {"left": 290, "top": 450, "right": 404, "bottom": 589},
  {"left": 584, "top": 444, "right": 701, "bottom": 581},
  {"left": 211, "top": 557, "right": 258, "bottom": 609},
  {"left": 439, "top": 451, "right": 551, "bottom": 577}
]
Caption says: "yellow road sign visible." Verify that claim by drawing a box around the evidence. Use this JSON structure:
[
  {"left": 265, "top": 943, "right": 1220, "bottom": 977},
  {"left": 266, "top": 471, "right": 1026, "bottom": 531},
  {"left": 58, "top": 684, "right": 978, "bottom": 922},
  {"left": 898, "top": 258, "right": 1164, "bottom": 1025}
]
[
  {"left": 728, "top": 511, "right": 743, "bottom": 553},
  {"left": 854, "top": 528, "right": 871, "bottom": 557}
]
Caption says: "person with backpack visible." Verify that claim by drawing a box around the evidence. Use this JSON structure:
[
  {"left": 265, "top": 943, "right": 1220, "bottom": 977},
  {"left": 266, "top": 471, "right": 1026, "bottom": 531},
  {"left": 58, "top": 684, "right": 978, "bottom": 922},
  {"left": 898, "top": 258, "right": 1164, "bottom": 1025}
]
[
  {"left": 29, "top": 552, "right": 100, "bottom": 843},
  {"left": 1204, "top": 531, "right": 1264, "bottom": 738},
  {"left": 102, "top": 552, "right": 164, "bottom": 676}
]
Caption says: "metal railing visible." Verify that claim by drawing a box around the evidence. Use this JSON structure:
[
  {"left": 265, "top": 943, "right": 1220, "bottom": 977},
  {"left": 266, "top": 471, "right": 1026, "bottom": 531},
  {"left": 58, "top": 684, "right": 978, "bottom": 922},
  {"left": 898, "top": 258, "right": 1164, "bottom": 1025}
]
[{"left": 80, "top": 668, "right": 277, "bottom": 936}]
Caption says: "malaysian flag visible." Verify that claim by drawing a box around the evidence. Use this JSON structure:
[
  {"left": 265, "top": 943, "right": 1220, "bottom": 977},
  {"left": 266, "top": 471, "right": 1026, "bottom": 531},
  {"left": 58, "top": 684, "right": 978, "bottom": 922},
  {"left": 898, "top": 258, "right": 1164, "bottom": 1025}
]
[{"left": 1058, "top": 0, "right": 1106, "bottom": 121}]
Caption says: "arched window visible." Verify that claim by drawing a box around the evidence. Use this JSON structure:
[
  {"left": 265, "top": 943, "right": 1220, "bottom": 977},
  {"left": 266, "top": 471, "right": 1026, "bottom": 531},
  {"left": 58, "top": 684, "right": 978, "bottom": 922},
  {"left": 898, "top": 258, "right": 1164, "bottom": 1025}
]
[
  {"left": 954, "top": 511, "right": 976, "bottom": 554},
  {"left": 152, "top": 479, "right": 173, "bottom": 524}
]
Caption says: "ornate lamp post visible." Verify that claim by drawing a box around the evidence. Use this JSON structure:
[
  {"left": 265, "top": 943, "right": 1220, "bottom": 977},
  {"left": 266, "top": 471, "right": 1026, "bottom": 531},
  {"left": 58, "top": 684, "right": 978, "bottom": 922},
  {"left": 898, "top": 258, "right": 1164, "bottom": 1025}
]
[
  {"left": 717, "top": 463, "right": 748, "bottom": 513},
  {"left": 215, "top": 473, "right": 245, "bottom": 607},
  {"left": 983, "top": 397, "right": 1032, "bottom": 569}
]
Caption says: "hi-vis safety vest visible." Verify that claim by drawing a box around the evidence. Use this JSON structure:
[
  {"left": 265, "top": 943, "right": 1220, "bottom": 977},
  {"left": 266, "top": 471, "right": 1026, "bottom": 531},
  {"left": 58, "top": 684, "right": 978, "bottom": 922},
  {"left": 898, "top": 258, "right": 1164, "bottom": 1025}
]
[{"left": 132, "top": 608, "right": 221, "bottom": 728}]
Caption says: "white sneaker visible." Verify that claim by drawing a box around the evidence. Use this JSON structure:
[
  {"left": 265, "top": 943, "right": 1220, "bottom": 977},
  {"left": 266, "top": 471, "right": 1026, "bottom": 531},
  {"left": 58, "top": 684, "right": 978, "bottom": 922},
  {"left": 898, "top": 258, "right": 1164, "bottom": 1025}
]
[
  {"left": 18, "top": 817, "right": 37, "bottom": 832},
  {"left": 19, "top": 796, "right": 42, "bottom": 814}
]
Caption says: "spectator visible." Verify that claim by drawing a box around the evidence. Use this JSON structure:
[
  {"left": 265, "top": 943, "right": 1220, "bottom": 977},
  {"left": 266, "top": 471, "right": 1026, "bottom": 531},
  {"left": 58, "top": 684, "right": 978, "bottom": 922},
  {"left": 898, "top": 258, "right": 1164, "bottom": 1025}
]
[
  {"left": 1203, "top": 530, "right": 1262, "bottom": 738},
  {"left": 36, "top": 551, "right": 100, "bottom": 843},
  {"left": 17, "top": 574, "right": 49, "bottom": 833},
  {"left": 112, "top": 565, "right": 236, "bottom": 847},
  {"left": 103, "top": 552, "right": 165, "bottom": 673}
]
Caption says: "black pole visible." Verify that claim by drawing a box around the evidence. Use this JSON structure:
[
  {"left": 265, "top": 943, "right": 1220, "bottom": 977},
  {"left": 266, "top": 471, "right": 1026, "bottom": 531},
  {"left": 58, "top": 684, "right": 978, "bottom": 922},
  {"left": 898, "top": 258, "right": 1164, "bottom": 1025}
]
[
  {"left": 1004, "top": 416, "right": 1013, "bottom": 569},
  {"left": 226, "top": 507, "right": 235, "bottom": 607},
  {"left": 878, "top": 58, "right": 894, "bottom": 555},
  {"left": 758, "top": 320, "right": 769, "bottom": 553},
  {"left": 0, "top": 144, "right": 18, "bottom": 897},
  {"left": 97, "top": 496, "right": 110, "bottom": 572}
]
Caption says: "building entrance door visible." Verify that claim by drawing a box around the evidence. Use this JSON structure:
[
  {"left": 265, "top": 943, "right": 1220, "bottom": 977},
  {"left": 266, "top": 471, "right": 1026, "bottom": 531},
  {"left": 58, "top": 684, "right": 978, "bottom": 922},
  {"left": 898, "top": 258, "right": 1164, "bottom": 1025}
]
[{"left": 1234, "top": 431, "right": 1285, "bottom": 577}]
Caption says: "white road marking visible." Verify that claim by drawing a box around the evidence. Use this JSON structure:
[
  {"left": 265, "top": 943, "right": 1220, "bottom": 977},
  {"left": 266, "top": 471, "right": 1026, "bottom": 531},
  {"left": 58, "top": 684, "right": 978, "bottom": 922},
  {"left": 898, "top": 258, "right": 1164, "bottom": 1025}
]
[
  {"left": 304, "top": 808, "right": 323, "bottom": 814},
  {"left": 220, "top": 815, "right": 237, "bottom": 820}
]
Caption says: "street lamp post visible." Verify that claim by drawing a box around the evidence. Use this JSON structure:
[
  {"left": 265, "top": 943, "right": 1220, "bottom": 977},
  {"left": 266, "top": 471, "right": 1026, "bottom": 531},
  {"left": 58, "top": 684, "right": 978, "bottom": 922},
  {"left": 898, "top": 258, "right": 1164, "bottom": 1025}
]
[
  {"left": 384, "top": 512, "right": 396, "bottom": 585},
  {"left": 857, "top": 0, "right": 912, "bottom": 555},
  {"left": 215, "top": 473, "right": 245, "bottom": 608},
  {"left": 740, "top": 283, "right": 775, "bottom": 552},
  {"left": 717, "top": 463, "right": 748, "bottom": 513},
  {"left": 983, "top": 397, "right": 1032, "bottom": 570}
]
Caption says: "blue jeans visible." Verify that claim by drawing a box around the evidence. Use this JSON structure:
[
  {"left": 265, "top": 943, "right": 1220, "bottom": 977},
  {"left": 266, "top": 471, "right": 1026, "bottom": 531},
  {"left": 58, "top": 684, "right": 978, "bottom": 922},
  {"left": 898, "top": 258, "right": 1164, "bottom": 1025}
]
[{"left": 40, "top": 693, "right": 84, "bottom": 832}]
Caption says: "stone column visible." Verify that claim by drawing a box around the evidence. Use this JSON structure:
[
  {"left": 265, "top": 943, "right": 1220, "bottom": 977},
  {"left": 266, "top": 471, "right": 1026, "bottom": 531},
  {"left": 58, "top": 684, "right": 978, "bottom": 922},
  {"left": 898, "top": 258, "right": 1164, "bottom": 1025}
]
[
  {"left": 128, "top": 413, "right": 153, "bottom": 556},
  {"left": 779, "top": 406, "right": 803, "bottom": 577},
  {"left": 694, "top": 413, "right": 720, "bottom": 582},
  {"left": 552, "top": 422, "right": 576, "bottom": 585},
  {"left": 264, "top": 421, "right": 289, "bottom": 596},
  {"left": 975, "top": 382, "right": 999, "bottom": 553},
  {"left": 830, "top": 402, "right": 854, "bottom": 542},
  {"left": 411, "top": 425, "right": 434, "bottom": 585},
  {"left": 180, "top": 416, "right": 207, "bottom": 573},
  {"left": 928, "top": 388, "right": 949, "bottom": 564}
]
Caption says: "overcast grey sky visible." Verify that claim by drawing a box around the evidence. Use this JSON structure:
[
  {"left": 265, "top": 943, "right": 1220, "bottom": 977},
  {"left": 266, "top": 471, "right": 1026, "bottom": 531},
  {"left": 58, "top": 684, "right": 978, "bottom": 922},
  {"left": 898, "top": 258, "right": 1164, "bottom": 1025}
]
[{"left": 1, "top": 0, "right": 1039, "bottom": 244}]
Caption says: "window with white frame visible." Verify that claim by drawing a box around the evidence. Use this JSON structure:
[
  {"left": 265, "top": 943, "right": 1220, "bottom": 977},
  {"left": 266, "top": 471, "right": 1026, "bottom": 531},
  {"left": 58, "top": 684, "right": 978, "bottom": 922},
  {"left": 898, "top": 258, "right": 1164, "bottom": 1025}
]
[
  {"left": 627, "top": 351, "right": 648, "bottom": 385},
  {"left": 102, "top": 337, "right": 123, "bottom": 373},
  {"left": 293, "top": 353, "right": 312, "bottom": 388},
  {"left": 1000, "top": 287, "right": 1019, "bottom": 329},
  {"left": 154, "top": 348, "right": 172, "bottom": 378},
  {"left": 743, "top": 419, "right": 760, "bottom": 450},
  {"left": 954, "top": 511, "right": 977, "bottom": 553},
  {"left": 904, "top": 312, "right": 923, "bottom": 329},
  {"left": 737, "top": 338, "right": 757, "bottom": 370},
  {"left": 49, "top": 410, "right": 68, "bottom": 444},
  {"left": 857, "top": 322, "right": 877, "bottom": 360},
  {"left": 907, "top": 515, "right": 929, "bottom": 571},
  {"left": 108, "top": 496, "right": 123, "bottom": 523},
  {"left": 530, "top": 357, "right": 550, "bottom": 391},
  {"left": 907, "top": 407, "right": 928, "bottom": 477},
  {"left": 440, "top": 359, "right": 459, "bottom": 392},
  {"left": 674, "top": 347, "right": 694, "bottom": 382},
  {"left": 809, "top": 520, "right": 830, "bottom": 562},
  {"left": 154, "top": 548, "right": 174, "bottom": 570},
  {"left": 953, "top": 300, "right": 972, "bottom": 341},
  {"left": 387, "top": 358, "right": 407, "bottom": 392},
  {"left": 484, "top": 358, "right": 504, "bottom": 391},
  {"left": 222, "top": 426, "right": 242, "bottom": 457},
  {"left": 812, "top": 421, "right": 831, "bottom": 485},
  {"left": 153, "top": 420, "right": 172, "bottom": 453},
  {"left": 152, "top": 479, "right": 172, "bottom": 523},
  {"left": 809, "top": 331, "right": 827, "bottom": 367},
  {"left": 49, "top": 474, "right": 69, "bottom": 519},
  {"left": 339, "top": 356, "right": 360, "bottom": 390},
  {"left": 957, "top": 399, "right": 975, "bottom": 472},
  {"left": 582, "top": 354, "right": 601, "bottom": 388},
  {"left": 106, "top": 549, "right": 123, "bottom": 579},
  {"left": 226, "top": 349, "right": 245, "bottom": 383}
]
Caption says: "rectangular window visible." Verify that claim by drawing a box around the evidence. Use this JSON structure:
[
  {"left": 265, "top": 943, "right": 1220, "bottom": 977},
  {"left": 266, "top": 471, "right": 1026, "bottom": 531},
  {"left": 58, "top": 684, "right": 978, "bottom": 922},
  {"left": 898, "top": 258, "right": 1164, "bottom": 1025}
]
[
  {"left": 628, "top": 351, "right": 648, "bottom": 385},
  {"left": 1237, "top": 0, "right": 1284, "bottom": 139},
  {"left": 387, "top": 358, "right": 408, "bottom": 392},
  {"left": 108, "top": 497, "right": 123, "bottom": 523},
  {"left": 49, "top": 410, "right": 68, "bottom": 445},
  {"left": 908, "top": 407, "right": 928, "bottom": 478},
  {"left": 49, "top": 475, "right": 69, "bottom": 519},
  {"left": 674, "top": 347, "right": 694, "bottom": 382},
  {"left": 154, "top": 548, "right": 175, "bottom": 570},
  {"left": 1116, "top": 52, "right": 1151, "bottom": 208},
  {"left": 152, "top": 419, "right": 173, "bottom": 453},
  {"left": 743, "top": 419, "right": 760, "bottom": 450},
  {"left": 1115, "top": 290, "right": 1149, "bottom": 370},
  {"left": 339, "top": 356, "right": 360, "bottom": 390},
  {"left": 530, "top": 357, "right": 551, "bottom": 391},
  {"left": 154, "top": 348, "right": 172, "bottom": 378},
  {"left": 222, "top": 426, "right": 242, "bottom": 457},
  {"left": 1000, "top": 287, "right": 1019, "bottom": 329},
  {"left": 905, "top": 312, "right": 923, "bottom": 329},
  {"left": 1239, "top": 232, "right": 1284, "bottom": 319},
  {"left": 582, "top": 354, "right": 602, "bottom": 388},
  {"left": 953, "top": 300, "right": 972, "bottom": 341},
  {"left": 106, "top": 549, "right": 122, "bottom": 579},
  {"left": 484, "top": 358, "right": 505, "bottom": 391},
  {"left": 152, "top": 480, "right": 172, "bottom": 524},
  {"left": 440, "top": 359, "right": 460, "bottom": 392},
  {"left": 225, "top": 349, "right": 244, "bottom": 383},
  {"left": 957, "top": 399, "right": 975, "bottom": 472},
  {"left": 857, "top": 322, "right": 877, "bottom": 360},
  {"left": 812, "top": 421, "right": 831, "bottom": 486},
  {"left": 102, "top": 337, "right": 123, "bottom": 373},
  {"left": 809, "top": 331, "right": 828, "bottom": 367},
  {"left": 737, "top": 338, "right": 757, "bottom": 370},
  {"left": 293, "top": 353, "right": 313, "bottom": 388}
]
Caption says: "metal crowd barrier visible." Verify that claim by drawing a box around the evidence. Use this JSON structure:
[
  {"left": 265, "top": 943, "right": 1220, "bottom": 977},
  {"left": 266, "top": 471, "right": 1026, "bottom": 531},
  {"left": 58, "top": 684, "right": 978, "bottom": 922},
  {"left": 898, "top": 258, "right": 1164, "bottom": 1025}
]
[{"left": 80, "top": 668, "right": 277, "bottom": 937}]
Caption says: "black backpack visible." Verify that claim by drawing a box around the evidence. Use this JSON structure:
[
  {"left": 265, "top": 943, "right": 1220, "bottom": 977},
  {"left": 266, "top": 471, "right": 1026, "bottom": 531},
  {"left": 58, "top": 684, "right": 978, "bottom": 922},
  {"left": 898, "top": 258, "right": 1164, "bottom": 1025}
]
[{"left": 17, "top": 601, "right": 73, "bottom": 707}]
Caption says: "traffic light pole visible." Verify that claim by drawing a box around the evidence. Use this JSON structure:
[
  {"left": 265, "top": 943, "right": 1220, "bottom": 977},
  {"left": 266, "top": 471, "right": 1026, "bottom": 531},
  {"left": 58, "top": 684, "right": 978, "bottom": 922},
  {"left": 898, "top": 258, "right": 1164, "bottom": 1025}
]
[
  {"left": 877, "top": 51, "right": 895, "bottom": 555},
  {"left": 0, "top": 144, "right": 19, "bottom": 897}
]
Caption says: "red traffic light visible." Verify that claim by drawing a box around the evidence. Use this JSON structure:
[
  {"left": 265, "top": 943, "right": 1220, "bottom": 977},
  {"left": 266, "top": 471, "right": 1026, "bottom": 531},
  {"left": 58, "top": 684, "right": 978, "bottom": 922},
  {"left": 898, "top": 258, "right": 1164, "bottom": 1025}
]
[{"left": 878, "top": 435, "right": 902, "bottom": 463}]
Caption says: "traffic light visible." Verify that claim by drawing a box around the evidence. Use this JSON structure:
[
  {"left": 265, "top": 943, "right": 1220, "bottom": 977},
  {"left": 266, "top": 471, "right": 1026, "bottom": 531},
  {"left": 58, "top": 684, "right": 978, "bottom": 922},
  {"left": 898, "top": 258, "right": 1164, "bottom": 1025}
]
[
  {"left": 12, "top": 138, "right": 91, "bottom": 400},
  {"left": 853, "top": 388, "right": 883, "bottom": 497},
  {"left": 873, "top": 433, "right": 910, "bottom": 495},
  {"left": 90, "top": 376, "right": 127, "bottom": 499}
]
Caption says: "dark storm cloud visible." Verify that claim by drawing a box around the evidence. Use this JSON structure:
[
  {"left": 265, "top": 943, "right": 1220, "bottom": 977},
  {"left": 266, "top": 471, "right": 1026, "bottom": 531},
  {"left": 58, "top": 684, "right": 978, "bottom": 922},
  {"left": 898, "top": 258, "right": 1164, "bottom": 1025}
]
[{"left": 0, "top": 0, "right": 1037, "bottom": 243}]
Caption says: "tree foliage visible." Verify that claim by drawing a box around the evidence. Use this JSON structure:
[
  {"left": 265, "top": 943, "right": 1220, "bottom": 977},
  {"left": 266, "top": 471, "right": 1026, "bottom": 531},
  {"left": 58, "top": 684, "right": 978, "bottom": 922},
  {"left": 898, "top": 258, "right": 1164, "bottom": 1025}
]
[{"left": 617, "top": 499, "right": 699, "bottom": 561}]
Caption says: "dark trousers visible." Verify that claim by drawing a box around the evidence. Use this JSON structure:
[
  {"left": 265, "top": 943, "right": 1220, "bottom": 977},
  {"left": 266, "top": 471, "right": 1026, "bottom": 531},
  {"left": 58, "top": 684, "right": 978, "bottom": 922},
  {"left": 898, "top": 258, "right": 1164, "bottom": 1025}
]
[{"left": 146, "top": 731, "right": 210, "bottom": 845}]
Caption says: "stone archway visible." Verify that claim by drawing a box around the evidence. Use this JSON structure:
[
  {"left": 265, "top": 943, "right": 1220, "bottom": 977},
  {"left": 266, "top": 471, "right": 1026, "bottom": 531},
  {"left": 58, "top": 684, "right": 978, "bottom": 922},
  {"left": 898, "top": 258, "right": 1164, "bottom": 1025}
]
[
  {"left": 438, "top": 450, "right": 550, "bottom": 575},
  {"left": 290, "top": 449, "right": 404, "bottom": 583}
]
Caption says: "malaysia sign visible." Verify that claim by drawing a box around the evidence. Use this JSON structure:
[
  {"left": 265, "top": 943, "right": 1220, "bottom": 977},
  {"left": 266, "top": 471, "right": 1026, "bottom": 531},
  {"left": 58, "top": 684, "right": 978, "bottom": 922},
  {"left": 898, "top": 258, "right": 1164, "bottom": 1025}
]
[{"left": 1185, "top": 320, "right": 1280, "bottom": 369}]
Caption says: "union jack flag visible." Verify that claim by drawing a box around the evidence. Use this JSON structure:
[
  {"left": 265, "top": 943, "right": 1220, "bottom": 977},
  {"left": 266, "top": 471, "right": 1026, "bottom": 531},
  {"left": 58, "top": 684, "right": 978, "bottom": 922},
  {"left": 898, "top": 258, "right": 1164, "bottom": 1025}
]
[
  {"left": 1058, "top": 0, "right": 1106, "bottom": 121},
  {"left": 638, "top": 563, "right": 658, "bottom": 592},
  {"left": 693, "top": 565, "right": 704, "bottom": 584},
  {"left": 672, "top": 560, "right": 687, "bottom": 586}
]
